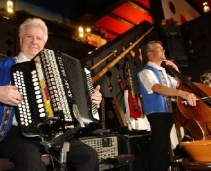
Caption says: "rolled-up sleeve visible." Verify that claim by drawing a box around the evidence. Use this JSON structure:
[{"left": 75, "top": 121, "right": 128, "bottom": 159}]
[{"left": 138, "top": 69, "right": 159, "bottom": 94}]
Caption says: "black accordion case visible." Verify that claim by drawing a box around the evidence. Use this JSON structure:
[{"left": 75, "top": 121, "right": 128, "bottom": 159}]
[{"left": 11, "top": 49, "right": 100, "bottom": 138}]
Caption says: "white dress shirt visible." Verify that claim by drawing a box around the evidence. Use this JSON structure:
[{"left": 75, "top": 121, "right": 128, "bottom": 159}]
[{"left": 138, "top": 61, "right": 178, "bottom": 95}]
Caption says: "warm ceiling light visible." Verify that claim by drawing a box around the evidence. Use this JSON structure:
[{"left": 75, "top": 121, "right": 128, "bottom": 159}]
[
  {"left": 86, "top": 27, "right": 91, "bottom": 33},
  {"left": 79, "top": 32, "right": 84, "bottom": 38},
  {"left": 78, "top": 26, "right": 84, "bottom": 33},
  {"left": 77, "top": 26, "right": 91, "bottom": 42},
  {"left": 7, "top": 0, "right": 14, "bottom": 13},
  {"left": 203, "top": 1, "right": 210, "bottom": 13}
]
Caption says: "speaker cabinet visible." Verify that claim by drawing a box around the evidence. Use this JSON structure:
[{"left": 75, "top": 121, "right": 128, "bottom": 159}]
[
  {"left": 164, "top": 26, "right": 188, "bottom": 67},
  {"left": 118, "top": 134, "right": 151, "bottom": 171}
]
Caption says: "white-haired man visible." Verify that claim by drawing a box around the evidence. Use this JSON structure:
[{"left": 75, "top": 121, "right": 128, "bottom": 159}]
[{"left": 0, "top": 18, "right": 102, "bottom": 171}]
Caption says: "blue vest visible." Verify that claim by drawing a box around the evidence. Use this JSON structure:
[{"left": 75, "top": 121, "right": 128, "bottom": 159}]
[
  {"left": 0, "top": 57, "right": 15, "bottom": 142},
  {"left": 137, "top": 65, "right": 169, "bottom": 115}
]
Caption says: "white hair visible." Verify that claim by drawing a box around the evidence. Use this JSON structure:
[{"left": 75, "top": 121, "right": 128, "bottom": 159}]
[{"left": 19, "top": 18, "right": 48, "bottom": 42}]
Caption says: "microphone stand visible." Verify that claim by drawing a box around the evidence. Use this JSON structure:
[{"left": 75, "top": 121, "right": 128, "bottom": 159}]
[{"left": 41, "top": 128, "right": 73, "bottom": 171}]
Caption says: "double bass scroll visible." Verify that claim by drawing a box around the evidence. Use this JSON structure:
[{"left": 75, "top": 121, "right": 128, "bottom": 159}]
[{"left": 161, "top": 61, "right": 211, "bottom": 140}]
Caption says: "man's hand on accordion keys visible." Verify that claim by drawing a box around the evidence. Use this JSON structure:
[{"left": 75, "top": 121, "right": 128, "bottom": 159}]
[
  {"left": 91, "top": 85, "right": 102, "bottom": 108},
  {"left": 0, "top": 85, "right": 23, "bottom": 106}
]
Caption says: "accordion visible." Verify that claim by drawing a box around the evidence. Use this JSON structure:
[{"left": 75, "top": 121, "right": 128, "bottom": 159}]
[{"left": 11, "top": 49, "right": 100, "bottom": 138}]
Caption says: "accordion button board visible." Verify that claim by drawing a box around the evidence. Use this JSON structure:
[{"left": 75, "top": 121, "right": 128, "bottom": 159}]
[
  {"left": 80, "top": 136, "right": 119, "bottom": 162},
  {"left": 11, "top": 49, "right": 100, "bottom": 138}
]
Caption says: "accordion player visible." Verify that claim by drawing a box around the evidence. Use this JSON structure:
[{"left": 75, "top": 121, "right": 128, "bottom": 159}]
[{"left": 10, "top": 48, "right": 100, "bottom": 138}]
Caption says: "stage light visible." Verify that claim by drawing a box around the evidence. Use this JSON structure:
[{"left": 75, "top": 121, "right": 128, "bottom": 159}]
[
  {"left": 203, "top": 1, "right": 210, "bottom": 13},
  {"left": 7, "top": 0, "right": 14, "bottom": 13}
]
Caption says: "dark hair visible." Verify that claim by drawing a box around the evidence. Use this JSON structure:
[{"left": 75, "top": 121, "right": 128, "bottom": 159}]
[{"left": 143, "top": 41, "right": 162, "bottom": 64}]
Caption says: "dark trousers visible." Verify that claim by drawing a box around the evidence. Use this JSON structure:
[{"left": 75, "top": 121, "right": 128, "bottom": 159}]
[
  {"left": 0, "top": 126, "right": 99, "bottom": 171},
  {"left": 146, "top": 112, "right": 174, "bottom": 171}
]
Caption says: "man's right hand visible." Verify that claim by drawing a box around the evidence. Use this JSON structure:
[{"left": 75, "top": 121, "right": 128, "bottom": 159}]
[
  {"left": 0, "top": 85, "right": 23, "bottom": 106},
  {"left": 178, "top": 90, "right": 196, "bottom": 106}
]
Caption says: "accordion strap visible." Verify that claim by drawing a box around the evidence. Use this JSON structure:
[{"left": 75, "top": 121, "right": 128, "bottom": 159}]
[
  {"left": 0, "top": 106, "right": 14, "bottom": 140},
  {"left": 0, "top": 57, "right": 16, "bottom": 141}
]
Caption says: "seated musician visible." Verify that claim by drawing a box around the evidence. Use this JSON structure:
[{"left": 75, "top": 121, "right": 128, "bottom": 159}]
[
  {"left": 0, "top": 18, "right": 102, "bottom": 171},
  {"left": 137, "top": 41, "right": 197, "bottom": 171}
]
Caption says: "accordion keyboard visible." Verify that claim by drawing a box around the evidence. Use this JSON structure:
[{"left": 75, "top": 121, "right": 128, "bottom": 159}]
[
  {"left": 11, "top": 49, "right": 100, "bottom": 137},
  {"left": 84, "top": 68, "right": 99, "bottom": 120},
  {"left": 12, "top": 68, "right": 45, "bottom": 136}
]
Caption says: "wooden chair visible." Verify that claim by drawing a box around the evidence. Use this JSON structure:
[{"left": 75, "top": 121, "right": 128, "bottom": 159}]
[
  {"left": 0, "top": 155, "right": 51, "bottom": 171},
  {"left": 180, "top": 158, "right": 211, "bottom": 170},
  {"left": 0, "top": 158, "right": 14, "bottom": 171}
]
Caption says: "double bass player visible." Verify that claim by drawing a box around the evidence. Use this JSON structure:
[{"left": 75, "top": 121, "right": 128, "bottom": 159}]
[{"left": 137, "top": 41, "right": 196, "bottom": 171}]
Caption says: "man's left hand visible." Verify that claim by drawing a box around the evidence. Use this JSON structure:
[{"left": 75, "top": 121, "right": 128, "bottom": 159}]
[{"left": 91, "top": 85, "right": 102, "bottom": 108}]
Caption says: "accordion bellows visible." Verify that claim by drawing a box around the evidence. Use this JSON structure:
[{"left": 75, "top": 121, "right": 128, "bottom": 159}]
[{"left": 11, "top": 49, "right": 100, "bottom": 137}]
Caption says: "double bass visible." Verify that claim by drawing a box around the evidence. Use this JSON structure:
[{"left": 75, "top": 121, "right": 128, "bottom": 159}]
[{"left": 162, "top": 61, "right": 211, "bottom": 141}]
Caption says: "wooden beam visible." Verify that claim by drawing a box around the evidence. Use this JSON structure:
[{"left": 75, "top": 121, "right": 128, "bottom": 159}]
[
  {"left": 128, "top": 0, "right": 151, "bottom": 15},
  {"left": 108, "top": 13, "right": 135, "bottom": 27},
  {"left": 89, "top": 0, "right": 127, "bottom": 23},
  {"left": 104, "top": 28, "right": 120, "bottom": 37}
]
